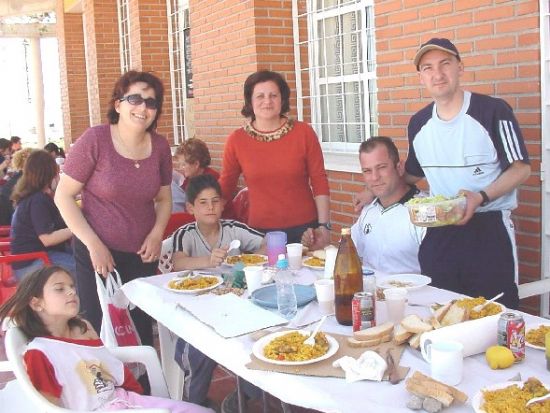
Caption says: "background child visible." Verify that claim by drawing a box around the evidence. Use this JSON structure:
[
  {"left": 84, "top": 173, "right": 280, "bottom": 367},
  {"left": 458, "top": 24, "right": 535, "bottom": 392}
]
[
  {"left": 171, "top": 138, "right": 219, "bottom": 213},
  {"left": 0, "top": 266, "right": 213, "bottom": 413},
  {"left": 172, "top": 174, "right": 265, "bottom": 271}
]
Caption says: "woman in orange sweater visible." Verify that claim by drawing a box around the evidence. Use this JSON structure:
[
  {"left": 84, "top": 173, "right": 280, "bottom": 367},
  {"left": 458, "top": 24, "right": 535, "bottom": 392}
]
[{"left": 219, "top": 70, "right": 330, "bottom": 245}]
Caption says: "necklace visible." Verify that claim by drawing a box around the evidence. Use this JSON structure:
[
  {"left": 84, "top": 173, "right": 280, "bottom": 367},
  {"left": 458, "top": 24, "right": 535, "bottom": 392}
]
[{"left": 114, "top": 126, "right": 144, "bottom": 168}]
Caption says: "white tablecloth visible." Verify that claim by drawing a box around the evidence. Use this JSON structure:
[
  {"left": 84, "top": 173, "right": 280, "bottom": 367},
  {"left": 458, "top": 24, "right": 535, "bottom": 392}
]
[{"left": 122, "top": 270, "right": 548, "bottom": 413}]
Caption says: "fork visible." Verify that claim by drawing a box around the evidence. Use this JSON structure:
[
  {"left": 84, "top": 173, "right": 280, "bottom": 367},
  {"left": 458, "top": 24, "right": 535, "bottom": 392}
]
[
  {"left": 304, "top": 315, "right": 327, "bottom": 346},
  {"left": 526, "top": 392, "right": 550, "bottom": 407},
  {"left": 472, "top": 292, "right": 504, "bottom": 312}
]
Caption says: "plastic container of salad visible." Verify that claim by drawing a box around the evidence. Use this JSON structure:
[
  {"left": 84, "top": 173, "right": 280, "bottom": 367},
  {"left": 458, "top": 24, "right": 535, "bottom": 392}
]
[{"left": 405, "top": 195, "right": 467, "bottom": 227}]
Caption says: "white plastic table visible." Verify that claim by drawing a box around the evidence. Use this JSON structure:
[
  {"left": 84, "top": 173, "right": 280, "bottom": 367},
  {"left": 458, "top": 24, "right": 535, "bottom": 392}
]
[{"left": 122, "top": 270, "right": 548, "bottom": 413}]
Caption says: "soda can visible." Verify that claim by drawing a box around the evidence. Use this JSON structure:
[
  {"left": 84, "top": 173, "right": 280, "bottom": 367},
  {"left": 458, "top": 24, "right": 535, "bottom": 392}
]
[
  {"left": 497, "top": 312, "right": 525, "bottom": 362},
  {"left": 352, "top": 291, "right": 376, "bottom": 332}
]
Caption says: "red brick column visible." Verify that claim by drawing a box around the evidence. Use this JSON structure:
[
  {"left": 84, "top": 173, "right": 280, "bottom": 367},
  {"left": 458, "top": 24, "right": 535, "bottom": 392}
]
[{"left": 56, "top": 4, "right": 90, "bottom": 146}]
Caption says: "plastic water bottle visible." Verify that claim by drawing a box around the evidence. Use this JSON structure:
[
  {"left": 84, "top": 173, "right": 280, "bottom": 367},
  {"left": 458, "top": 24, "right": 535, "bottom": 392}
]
[{"left": 275, "top": 253, "right": 297, "bottom": 320}]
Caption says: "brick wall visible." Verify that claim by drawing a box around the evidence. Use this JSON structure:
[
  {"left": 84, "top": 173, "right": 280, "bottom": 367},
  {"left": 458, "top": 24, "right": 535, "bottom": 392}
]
[
  {"left": 128, "top": 0, "right": 174, "bottom": 141},
  {"left": 189, "top": 0, "right": 258, "bottom": 164},
  {"left": 373, "top": 0, "right": 541, "bottom": 313},
  {"left": 56, "top": 5, "right": 89, "bottom": 146},
  {"left": 82, "top": 0, "right": 121, "bottom": 126}
]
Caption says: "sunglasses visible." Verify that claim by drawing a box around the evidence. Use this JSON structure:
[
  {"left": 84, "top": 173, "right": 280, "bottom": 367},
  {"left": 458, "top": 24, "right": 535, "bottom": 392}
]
[{"left": 118, "top": 94, "right": 159, "bottom": 110}]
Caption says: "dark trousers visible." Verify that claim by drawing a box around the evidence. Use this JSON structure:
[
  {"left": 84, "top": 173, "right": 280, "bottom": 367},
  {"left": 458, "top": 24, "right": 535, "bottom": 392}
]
[
  {"left": 174, "top": 338, "right": 261, "bottom": 405},
  {"left": 73, "top": 237, "right": 158, "bottom": 347},
  {"left": 419, "top": 211, "right": 519, "bottom": 309}
]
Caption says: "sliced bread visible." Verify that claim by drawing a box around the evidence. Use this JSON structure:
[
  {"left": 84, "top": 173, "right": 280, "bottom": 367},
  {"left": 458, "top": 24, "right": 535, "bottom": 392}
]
[
  {"left": 353, "top": 321, "right": 394, "bottom": 341},
  {"left": 347, "top": 336, "right": 380, "bottom": 348},
  {"left": 408, "top": 333, "right": 422, "bottom": 349},
  {"left": 393, "top": 323, "right": 413, "bottom": 345},
  {"left": 400, "top": 314, "right": 433, "bottom": 334},
  {"left": 433, "top": 301, "right": 453, "bottom": 322},
  {"left": 440, "top": 303, "right": 469, "bottom": 327}
]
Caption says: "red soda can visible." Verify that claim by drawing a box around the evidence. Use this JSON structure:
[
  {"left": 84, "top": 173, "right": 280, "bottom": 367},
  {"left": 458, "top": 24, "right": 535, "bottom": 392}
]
[
  {"left": 352, "top": 291, "right": 376, "bottom": 332},
  {"left": 497, "top": 312, "right": 525, "bottom": 362}
]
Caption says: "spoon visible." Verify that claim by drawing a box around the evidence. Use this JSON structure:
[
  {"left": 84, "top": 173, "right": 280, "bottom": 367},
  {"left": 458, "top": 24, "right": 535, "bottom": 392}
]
[
  {"left": 228, "top": 239, "right": 241, "bottom": 252},
  {"left": 304, "top": 315, "right": 327, "bottom": 346},
  {"left": 472, "top": 292, "right": 504, "bottom": 312},
  {"left": 526, "top": 392, "right": 550, "bottom": 407}
]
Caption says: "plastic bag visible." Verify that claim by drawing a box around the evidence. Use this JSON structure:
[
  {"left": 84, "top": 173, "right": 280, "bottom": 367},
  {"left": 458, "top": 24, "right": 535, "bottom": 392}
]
[{"left": 95, "top": 270, "right": 141, "bottom": 347}]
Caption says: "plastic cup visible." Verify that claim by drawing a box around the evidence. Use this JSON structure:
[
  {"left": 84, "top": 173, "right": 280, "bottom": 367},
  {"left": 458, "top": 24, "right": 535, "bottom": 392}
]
[
  {"left": 243, "top": 265, "right": 264, "bottom": 294},
  {"left": 266, "top": 231, "right": 287, "bottom": 266},
  {"left": 323, "top": 246, "right": 338, "bottom": 279},
  {"left": 421, "top": 340, "right": 464, "bottom": 385},
  {"left": 286, "top": 243, "right": 303, "bottom": 270},
  {"left": 314, "top": 278, "right": 335, "bottom": 315},
  {"left": 384, "top": 287, "right": 408, "bottom": 323}
]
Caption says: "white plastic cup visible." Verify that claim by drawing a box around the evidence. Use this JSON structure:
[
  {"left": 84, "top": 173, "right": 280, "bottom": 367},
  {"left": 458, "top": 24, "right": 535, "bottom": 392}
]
[
  {"left": 244, "top": 266, "right": 264, "bottom": 294},
  {"left": 286, "top": 243, "right": 303, "bottom": 270},
  {"left": 314, "top": 278, "right": 335, "bottom": 315},
  {"left": 323, "top": 246, "right": 338, "bottom": 279},
  {"left": 421, "top": 339, "right": 464, "bottom": 385},
  {"left": 384, "top": 287, "right": 408, "bottom": 323}
]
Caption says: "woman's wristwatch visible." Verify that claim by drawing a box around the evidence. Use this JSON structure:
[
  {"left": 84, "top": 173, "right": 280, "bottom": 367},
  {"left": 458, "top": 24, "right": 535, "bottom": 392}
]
[{"left": 317, "top": 222, "right": 332, "bottom": 231}]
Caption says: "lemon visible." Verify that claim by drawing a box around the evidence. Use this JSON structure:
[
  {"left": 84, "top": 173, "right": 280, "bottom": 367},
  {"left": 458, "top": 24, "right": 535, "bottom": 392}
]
[{"left": 485, "top": 345, "right": 515, "bottom": 369}]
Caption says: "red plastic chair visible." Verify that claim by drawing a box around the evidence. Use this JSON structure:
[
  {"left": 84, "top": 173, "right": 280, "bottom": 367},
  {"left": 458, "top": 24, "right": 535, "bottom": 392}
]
[
  {"left": 162, "top": 212, "right": 195, "bottom": 239},
  {"left": 0, "top": 226, "right": 10, "bottom": 237},
  {"left": 0, "top": 252, "right": 51, "bottom": 305}
]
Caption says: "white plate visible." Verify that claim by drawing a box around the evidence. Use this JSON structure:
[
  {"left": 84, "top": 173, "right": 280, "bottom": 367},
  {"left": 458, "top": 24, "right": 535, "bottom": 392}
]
[
  {"left": 471, "top": 381, "right": 550, "bottom": 413},
  {"left": 302, "top": 257, "right": 324, "bottom": 270},
  {"left": 223, "top": 254, "right": 268, "bottom": 267},
  {"left": 525, "top": 322, "right": 550, "bottom": 350},
  {"left": 252, "top": 330, "right": 339, "bottom": 366},
  {"left": 165, "top": 275, "right": 223, "bottom": 294},
  {"left": 377, "top": 273, "right": 431, "bottom": 291}
]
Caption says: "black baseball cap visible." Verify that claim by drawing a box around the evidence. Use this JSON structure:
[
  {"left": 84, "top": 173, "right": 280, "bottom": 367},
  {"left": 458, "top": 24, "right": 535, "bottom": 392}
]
[{"left": 414, "top": 38, "right": 461, "bottom": 70}]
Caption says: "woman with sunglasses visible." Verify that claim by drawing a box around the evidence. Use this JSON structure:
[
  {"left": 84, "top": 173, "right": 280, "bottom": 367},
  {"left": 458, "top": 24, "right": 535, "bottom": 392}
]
[{"left": 54, "top": 71, "right": 172, "bottom": 347}]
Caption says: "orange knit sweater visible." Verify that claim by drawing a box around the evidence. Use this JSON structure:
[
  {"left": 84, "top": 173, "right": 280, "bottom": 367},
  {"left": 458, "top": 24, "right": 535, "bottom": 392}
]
[{"left": 219, "top": 120, "right": 330, "bottom": 229}]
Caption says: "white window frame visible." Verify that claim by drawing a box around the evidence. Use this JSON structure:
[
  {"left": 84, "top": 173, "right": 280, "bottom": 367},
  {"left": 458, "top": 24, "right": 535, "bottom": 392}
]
[
  {"left": 293, "top": 0, "right": 377, "bottom": 172},
  {"left": 166, "top": 0, "right": 191, "bottom": 144},
  {"left": 116, "top": 0, "right": 131, "bottom": 73},
  {"left": 540, "top": 0, "right": 549, "bottom": 318}
]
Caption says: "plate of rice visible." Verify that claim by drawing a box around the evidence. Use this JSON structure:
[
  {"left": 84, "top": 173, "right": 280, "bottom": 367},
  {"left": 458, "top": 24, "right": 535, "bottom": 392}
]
[
  {"left": 224, "top": 254, "right": 268, "bottom": 267},
  {"left": 165, "top": 274, "right": 223, "bottom": 294},
  {"left": 471, "top": 378, "right": 550, "bottom": 413},
  {"left": 525, "top": 323, "right": 550, "bottom": 350},
  {"left": 252, "top": 330, "right": 339, "bottom": 366}
]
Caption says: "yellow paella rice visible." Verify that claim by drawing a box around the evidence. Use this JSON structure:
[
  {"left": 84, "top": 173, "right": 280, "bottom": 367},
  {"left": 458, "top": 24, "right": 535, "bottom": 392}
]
[
  {"left": 455, "top": 296, "right": 503, "bottom": 319},
  {"left": 168, "top": 276, "right": 219, "bottom": 290},
  {"left": 481, "top": 377, "right": 549, "bottom": 413},
  {"left": 304, "top": 256, "right": 325, "bottom": 267},
  {"left": 263, "top": 331, "right": 329, "bottom": 362},
  {"left": 526, "top": 325, "right": 550, "bottom": 347},
  {"left": 226, "top": 254, "right": 265, "bottom": 265}
]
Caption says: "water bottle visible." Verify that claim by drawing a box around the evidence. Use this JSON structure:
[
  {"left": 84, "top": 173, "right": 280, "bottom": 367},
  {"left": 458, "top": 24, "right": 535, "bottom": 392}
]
[{"left": 275, "top": 253, "right": 297, "bottom": 320}]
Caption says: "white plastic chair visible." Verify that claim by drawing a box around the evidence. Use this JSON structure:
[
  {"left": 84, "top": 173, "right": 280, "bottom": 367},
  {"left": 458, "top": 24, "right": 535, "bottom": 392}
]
[
  {"left": 518, "top": 278, "right": 550, "bottom": 299},
  {"left": 158, "top": 236, "right": 174, "bottom": 274},
  {"left": 5, "top": 326, "right": 170, "bottom": 412}
]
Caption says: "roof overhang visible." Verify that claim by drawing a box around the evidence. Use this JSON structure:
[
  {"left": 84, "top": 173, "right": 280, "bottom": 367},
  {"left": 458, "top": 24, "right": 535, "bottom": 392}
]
[{"left": 0, "top": 0, "right": 56, "bottom": 18}]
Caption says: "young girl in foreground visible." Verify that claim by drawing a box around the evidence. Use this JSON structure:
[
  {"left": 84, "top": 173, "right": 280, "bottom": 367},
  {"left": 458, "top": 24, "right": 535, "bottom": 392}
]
[{"left": 0, "top": 266, "right": 213, "bottom": 412}]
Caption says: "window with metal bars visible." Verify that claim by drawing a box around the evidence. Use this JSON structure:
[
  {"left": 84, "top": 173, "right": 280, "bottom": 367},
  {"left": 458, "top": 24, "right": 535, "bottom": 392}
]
[
  {"left": 117, "top": 0, "right": 131, "bottom": 73},
  {"left": 167, "top": 0, "right": 193, "bottom": 144},
  {"left": 293, "top": 0, "right": 377, "bottom": 163}
]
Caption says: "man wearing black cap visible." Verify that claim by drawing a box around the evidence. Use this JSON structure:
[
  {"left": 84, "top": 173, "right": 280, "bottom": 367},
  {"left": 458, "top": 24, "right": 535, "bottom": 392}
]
[{"left": 404, "top": 38, "right": 531, "bottom": 309}]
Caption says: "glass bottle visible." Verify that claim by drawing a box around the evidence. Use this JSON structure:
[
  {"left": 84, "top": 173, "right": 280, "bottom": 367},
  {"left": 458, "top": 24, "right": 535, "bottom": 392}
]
[
  {"left": 334, "top": 227, "right": 363, "bottom": 325},
  {"left": 275, "top": 254, "right": 297, "bottom": 320}
]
